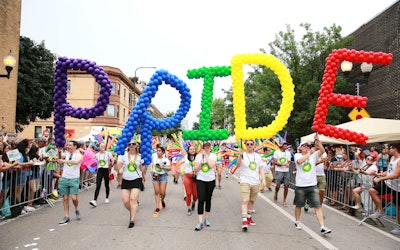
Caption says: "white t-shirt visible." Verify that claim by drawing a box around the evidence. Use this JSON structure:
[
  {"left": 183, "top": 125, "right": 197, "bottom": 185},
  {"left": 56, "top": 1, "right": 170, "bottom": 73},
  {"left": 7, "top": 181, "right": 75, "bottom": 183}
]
[
  {"left": 95, "top": 151, "right": 113, "bottom": 169},
  {"left": 239, "top": 152, "right": 265, "bottom": 185},
  {"left": 195, "top": 153, "right": 216, "bottom": 182},
  {"left": 62, "top": 151, "right": 82, "bottom": 179},
  {"left": 183, "top": 156, "right": 196, "bottom": 174},
  {"left": 262, "top": 156, "right": 273, "bottom": 174},
  {"left": 151, "top": 153, "right": 170, "bottom": 175},
  {"left": 315, "top": 152, "right": 327, "bottom": 176},
  {"left": 274, "top": 150, "right": 291, "bottom": 172},
  {"left": 294, "top": 151, "right": 319, "bottom": 187},
  {"left": 118, "top": 152, "right": 142, "bottom": 181},
  {"left": 386, "top": 157, "right": 400, "bottom": 192}
]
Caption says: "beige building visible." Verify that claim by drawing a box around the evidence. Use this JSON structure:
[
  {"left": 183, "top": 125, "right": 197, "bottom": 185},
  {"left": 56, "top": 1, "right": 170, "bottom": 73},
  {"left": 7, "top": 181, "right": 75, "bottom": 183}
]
[{"left": 18, "top": 66, "right": 164, "bottom": 140}]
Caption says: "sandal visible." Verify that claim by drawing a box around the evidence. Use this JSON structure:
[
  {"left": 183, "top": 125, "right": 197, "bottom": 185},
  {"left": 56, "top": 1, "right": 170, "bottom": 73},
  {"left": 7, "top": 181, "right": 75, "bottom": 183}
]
[
  {"left": 283, "top": 202, "right": 288, "bottom": 207},
  {"left": 152, "top": 208, "right": 160, "bottom": 218}
]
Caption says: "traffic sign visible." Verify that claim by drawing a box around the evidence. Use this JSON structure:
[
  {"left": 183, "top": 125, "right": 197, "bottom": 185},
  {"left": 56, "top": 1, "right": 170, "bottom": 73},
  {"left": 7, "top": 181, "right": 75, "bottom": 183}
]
[{"left": 348, "top": 108, "right": 370, "bottom": 121}]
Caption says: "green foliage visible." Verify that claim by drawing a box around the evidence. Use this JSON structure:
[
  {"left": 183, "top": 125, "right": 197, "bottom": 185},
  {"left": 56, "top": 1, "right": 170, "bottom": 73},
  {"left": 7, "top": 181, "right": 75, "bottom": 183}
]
[
  {"left": 210, "top": 98, "right": 226, "bottom": 129},
  {"left": 16, "top": 36, "right": 56, "bottom": 132}
]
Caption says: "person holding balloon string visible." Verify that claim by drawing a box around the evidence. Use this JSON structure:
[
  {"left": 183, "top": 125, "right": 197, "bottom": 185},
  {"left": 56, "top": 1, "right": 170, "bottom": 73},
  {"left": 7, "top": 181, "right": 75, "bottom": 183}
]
[
  {"left": 149, "top": 145, "right": 171, "bottom": 218},
  {"left": 89, "top": 142, "right": 115, "bottom": 207},
  {"left": 115, "top": 140, "right": 145, "bottom": 228},
  {"left": 193, "top": 141, "right": 217, "bottom": 231}
]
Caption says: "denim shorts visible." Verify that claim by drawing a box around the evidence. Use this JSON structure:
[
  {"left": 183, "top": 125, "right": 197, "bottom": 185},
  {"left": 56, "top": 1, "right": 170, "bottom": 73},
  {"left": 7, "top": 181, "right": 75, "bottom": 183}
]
[
  {"left": 294, "top": 185, "right": 321, "bottom": 208},
  {"left": 58, "top": 177, "right": 79, "bottom": 195},
  {"left": 152, "top": 173, "right": 168, "bottom": 183},
  {"left": 16, "top": 170, "right": 30, "bottom": 185},
  {"left": 274, "top": 171, "right": 290, "bottom": 185}
]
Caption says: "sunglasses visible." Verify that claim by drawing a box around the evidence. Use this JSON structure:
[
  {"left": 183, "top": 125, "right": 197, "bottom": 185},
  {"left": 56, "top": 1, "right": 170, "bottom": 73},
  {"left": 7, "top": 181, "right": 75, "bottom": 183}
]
[
  {"left": 366, "top": 157, "right": 373, "bottom": 161},
  {"left": 128, "top": 143, "right": 137, "bottom": 146},
  {"left": 246, "top": 143, "right": 254, "bottom": 146}
]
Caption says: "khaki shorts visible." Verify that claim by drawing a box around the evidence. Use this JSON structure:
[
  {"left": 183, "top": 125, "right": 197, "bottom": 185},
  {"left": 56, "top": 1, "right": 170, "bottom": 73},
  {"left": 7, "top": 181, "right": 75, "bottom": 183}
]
[
  {"left": 317, "top": 176, "right": 326, "bottom": 191},
  {"left": 240, "top": 183, "right": 259, "bottom": 202}
]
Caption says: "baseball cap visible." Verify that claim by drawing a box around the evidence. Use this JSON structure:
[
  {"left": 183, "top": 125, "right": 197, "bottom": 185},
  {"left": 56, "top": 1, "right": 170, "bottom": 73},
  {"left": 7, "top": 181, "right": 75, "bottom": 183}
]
[
  {"left": 299, "top": 142, "right": 311, "bottom": 147},
  {"left": 203, "top": 142, "right": 212, "bottom": 147}
]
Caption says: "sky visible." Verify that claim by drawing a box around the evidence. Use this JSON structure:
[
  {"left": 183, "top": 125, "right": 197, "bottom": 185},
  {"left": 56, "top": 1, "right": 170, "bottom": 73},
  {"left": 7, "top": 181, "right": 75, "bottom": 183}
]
[{"left": 20, "top": 0, "right": 398, "bottom": 129}]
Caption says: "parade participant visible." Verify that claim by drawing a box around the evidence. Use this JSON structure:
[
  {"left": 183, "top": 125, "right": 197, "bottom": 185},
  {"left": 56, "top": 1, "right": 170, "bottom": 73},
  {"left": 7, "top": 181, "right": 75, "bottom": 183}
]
[
  {"left": 115, "top": 140, "right": 145, "bottom": 228},
  {"left": 194, "top": 142, "right": 216, "bottom": 231},
  {"left": 293, "top": 136, "right": 331, "bottom": 235},
  {"left": 273, "top": 142, "right": 291, "bottom": 207},
  {"left": 150, "top": 145, "right": 171, "bottom": 217},
  {"left": 236, "top": 140, "right": 265, "bottom": 232},
  {"left": 57, "top": 140, "right": 83, "bottom": 225},
  {"left": 179, "top": 139, "right": 198, "bottom": 216},
  {"left": 90, "top": 143, "right": 114, "bottom": 207}
]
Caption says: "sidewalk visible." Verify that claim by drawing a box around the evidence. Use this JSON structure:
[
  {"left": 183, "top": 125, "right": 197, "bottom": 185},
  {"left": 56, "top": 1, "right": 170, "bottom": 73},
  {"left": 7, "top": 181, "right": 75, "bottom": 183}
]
[{"left": 0, "top": 172, "right": 399, "bottom": 249}]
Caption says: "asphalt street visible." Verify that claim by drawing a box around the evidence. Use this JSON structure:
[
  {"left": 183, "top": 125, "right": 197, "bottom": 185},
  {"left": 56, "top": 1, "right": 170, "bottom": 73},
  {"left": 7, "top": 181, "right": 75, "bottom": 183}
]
[{"left": 1, "top": 171, "right": 400, "bottom": 250}]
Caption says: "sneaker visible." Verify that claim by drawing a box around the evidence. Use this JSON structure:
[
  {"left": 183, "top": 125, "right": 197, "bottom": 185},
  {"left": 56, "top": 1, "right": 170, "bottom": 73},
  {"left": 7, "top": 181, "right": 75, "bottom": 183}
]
[
  {"left": 187, "top": 209, "right": 192, "bottom": 216},
  {"left": 225, "top": 174, "right": 229, "bottom": 178},
  {"left": 21, "top": 209, "right": 27, "bottom": 214},
  {"left": 194, "top": 222, "right": 204, "bottom": 231},
  {"left": 268, "top": 187, "right": 272, "bottom": 191},
  {"left": 352, "top": 204, "right": 361, "bottom": 210},
  {"left": 105, "top": 198, "right": 110, "bottom": 204},
  {"left": 242, "top": 220, "right": 248, "bottom": 231},
  {"left": 369, "top": 211, "right": 384, "bottom": 218},
  {"left": 75, "top": 210, "right": 81, "bottom": 220},
  {"left": 247, "top": 217, "right": 256, "bottom": 226},
  {"left": 59, "top": 216, "right": 70, "bottom": 225},
  {"left": 274, "top": 192, "right": 278, "bottom": 202},
  {"left": 304, "top": 203, "right": 309, "bottom": 212},
  {"left": 128, "top": 221, "right": 135, "bottom": 228},
  {"left": 52, "top": 190, "right": 59, "bottom": 198},
  {"left": 89, "top": 200, "right": 97, "bottom": 207},
  {"left": 24, "top": 206, "right": 36, "bottom": 212},
  {"left": 191, "top": 202, "right": 195, "bottom": 211},
  {"left": 390, "top": 226, "right": 400, "bottom": 235},
  {"left": 153, "top": 208, "right": 160, "bottom": 218},
  {"left": 204, "top": 218, "right": 211, "bottom": 227},
  {"left": 161, "top": 199, "right": 166, "bottom": 208},
  {"left": 320, "top": 226, "right": 332, "bottom": 235},
  {"left": 294, "top": 222, "right": 302, "bottom": 230}
]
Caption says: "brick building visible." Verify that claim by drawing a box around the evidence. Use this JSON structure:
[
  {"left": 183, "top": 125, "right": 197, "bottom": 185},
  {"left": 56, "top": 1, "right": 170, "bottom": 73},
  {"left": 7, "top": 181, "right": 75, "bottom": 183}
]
[{"left": 347, "top": 1, "right": 400, "bottom": 119}]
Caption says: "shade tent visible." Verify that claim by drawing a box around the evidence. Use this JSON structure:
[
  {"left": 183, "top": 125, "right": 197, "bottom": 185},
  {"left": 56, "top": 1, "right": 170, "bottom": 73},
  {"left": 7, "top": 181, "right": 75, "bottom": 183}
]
[{"left": 301, "top": 118, "right": 400, "bottom": 145}]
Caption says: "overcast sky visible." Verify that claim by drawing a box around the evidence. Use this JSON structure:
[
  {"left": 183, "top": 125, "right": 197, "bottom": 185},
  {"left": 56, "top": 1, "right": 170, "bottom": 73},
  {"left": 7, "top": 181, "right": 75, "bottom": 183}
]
[{"left": 20, "top": 0, "right": 398, "bottom": 128}]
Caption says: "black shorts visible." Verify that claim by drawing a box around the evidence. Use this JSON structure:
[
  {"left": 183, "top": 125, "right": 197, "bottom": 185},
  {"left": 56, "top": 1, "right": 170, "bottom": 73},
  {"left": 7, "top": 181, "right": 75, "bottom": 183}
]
[
  {"left": 372, "top": 181, "right": 400, "bottom": 205},
  {"left": 121, "top": 178, "right": 143, "bottom": 190}
]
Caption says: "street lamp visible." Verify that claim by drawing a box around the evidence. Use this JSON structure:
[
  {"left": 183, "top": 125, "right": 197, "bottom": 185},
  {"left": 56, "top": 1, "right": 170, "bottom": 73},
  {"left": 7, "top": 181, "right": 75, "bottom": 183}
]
[
  {"left": 0, "top": 50, "right": 16, "bottom": 79},
  {"left": 132, "top": 66, "right": 156, "bottom": 105},
  {"left": 340, "top": 61, "right": 373, "bottom": 96}
]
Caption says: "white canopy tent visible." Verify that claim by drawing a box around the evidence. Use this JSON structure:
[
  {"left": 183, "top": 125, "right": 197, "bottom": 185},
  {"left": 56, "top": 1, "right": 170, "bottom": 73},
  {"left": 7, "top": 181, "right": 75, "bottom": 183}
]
[{"left": 301, "top": 118, "right": 400, "bottom": 145}]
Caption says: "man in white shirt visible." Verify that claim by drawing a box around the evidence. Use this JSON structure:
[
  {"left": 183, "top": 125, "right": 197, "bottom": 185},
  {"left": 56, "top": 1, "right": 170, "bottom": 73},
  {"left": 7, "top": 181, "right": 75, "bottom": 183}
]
[
  {"left": 294, "top": 136, "right": 331, "bottom": 235},
  {"left": 273, "top": 142, "right": 291, "bottom": 207}
]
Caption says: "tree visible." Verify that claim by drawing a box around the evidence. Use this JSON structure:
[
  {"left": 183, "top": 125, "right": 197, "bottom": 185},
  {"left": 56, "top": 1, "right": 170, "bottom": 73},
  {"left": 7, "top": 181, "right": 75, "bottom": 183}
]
[
  {"left": 210, "top": 98, "right": 226, "bottom": 129},
  {"left": 16, "top": 36, "right": 56, "bottom": 132},
  {"left": 152, "top": 111, "right": 182, "bottom": 137}
]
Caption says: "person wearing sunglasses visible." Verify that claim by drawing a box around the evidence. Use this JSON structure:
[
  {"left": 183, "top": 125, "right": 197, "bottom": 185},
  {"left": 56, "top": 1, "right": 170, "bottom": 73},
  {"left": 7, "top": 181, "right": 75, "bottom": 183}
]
[
  {"left": 273, "top": 142, "right": 291, "bottom": 207},
  {"left": 351, "top": 155, "right": 377, "bottom": 210},
  {"left": 193, "top": 141, "right": 216, "bottom": 231},
  {"left": 294, "top": 135, "right": 331, "bottom": 235},
  {"left": 236, "top": 140, "right": 266, "bottom": 232},
  {"left": 369, "top": 144, "right": 400, "bottom": 234},
  {"left": 115, "top": 140, "right": 145, "bottom": 228}
]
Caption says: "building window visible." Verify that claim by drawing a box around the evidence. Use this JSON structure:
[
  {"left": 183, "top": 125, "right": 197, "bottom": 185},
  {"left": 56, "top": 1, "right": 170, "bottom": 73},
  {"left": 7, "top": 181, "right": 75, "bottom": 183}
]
[
  {"left": 124, "top": 88, "right": 126, "bottom": 101},
  {"left": 129, "top": 93, "right": 132, "bottom": 104},
  {"left": 123, "top": 108, "right": 126, "bottom": 122},
  {"left": 34, "top": 126, "right": 42, "bottom": 139},
  {"left": 116, "top": 105, "right": 120, "bottom": 118},
  {"left": 117, "top": 83, "right": 120, "bottom": 95},
  {"left": 107, "top": 104, "right": 115, "bottom": 117},
  {"left": 67, "top": 80, "right": 71, "bottom": 93}
]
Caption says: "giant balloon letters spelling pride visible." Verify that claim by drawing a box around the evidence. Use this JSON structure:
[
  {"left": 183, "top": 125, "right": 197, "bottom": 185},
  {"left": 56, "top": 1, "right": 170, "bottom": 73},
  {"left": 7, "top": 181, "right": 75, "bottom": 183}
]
[{"left": 53, "top": 50, "right": 391, "bottom": 165}]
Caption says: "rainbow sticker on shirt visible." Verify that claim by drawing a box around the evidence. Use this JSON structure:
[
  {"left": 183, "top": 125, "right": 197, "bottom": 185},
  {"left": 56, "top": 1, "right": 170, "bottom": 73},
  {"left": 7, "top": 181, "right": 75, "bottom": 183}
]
[
  {"left": 99, "top": 160, "right": 107, "bottom": 168},
  {"left": 279, "top": 157, "right": 287, "bottom": 164},
  {"left": 128, "top": 163, "right": 137, "bottom": 172},
  {"left": 249, "top": 162, "right": 257, "bottom": 170},
  {"left": 302, "top": 162, "right": 312, "bottom": 172},
  {"left": 201, "top": 163, "right": 210, "bottom": 173},
  {"left": 155, "top": 164, "right": 162, "bottom": 172},
  {"left": 67, "top": 163, "right": 73, "bottom": 167}
]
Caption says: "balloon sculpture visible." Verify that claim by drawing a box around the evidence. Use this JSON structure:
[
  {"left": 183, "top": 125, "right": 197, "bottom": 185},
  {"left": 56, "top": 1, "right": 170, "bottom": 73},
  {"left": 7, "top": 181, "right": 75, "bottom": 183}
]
[
  {"left": 114, "top": 70, "right": 191, "bottom": 165},
  {"left": 312, "top": 49, "right": 392, "bottom": 145},
  {"left": 53, "top": 57, "right": 113, "bottom": 148}
]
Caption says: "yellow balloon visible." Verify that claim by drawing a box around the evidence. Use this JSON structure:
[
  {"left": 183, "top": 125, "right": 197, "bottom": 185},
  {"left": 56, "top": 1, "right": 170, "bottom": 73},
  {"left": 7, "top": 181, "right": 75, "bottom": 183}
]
[{"left": 231, "top": 54, "right": 295, "bottom": 140}]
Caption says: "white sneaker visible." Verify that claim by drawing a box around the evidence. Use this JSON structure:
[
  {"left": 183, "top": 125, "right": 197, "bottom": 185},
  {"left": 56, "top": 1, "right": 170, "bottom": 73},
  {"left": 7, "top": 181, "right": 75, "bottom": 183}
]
[
  {"left": 369, "top": 211, "right": 384, "bottom": 218},
  {"left": 21, "top": 209, "right": 27, "bottom": 214},
  {"left": 390, "top": 227, "right": 400, "bottom": 235},
  {"left": 89, "top": 200, "right": 97, "bottom": 207},
  {"left": 24, "top": 206, "right": 36, "bottom": 212},
  {"left": 294, "top": 222, "right": 302, "bottom": 230},
  {"left": 105, "top": 198, "right": 110, "bottom": 204}
]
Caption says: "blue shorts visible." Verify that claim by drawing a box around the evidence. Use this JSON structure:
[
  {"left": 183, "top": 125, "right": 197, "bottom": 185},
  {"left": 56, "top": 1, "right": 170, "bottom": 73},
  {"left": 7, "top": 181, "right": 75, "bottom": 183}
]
[
  {"left": 16, "top": 170, "right": 30, "bottom": 185},
  {"left": 152, "top": 173, "right": 168, "bottom": 183},
  {"left": 294, "top": 185, "right": 321, "bottom": 208},
  {"left": 59, "top": 177, "right": 79, "bottom": 195},
  {"left": 275, "top": 171, "right": 290, "bottom": 185}
]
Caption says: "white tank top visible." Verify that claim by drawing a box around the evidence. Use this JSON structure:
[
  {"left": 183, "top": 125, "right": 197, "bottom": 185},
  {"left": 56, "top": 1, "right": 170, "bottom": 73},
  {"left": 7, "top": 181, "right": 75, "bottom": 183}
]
[{"left": 386, "top": 156, "right": 400, "bottom": 192}]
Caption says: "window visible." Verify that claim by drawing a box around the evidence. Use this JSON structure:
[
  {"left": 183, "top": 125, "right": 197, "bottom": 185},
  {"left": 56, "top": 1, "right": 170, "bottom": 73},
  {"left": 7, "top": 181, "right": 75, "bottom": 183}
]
[
  {"left": 124, "top": 88, "right": 126, "bottom": 101},
  {"left": 123, "top": 108, "right": 126, "bottom": 122},
  {"left": 117, "top": 83, "right": 120, "bottom": 95},
  {"left": 116, "top": 105, "right": 120, "bottom": 118},
  {"left": 107, "top": 104, "right": 115, "bottom": 117},
  {"left": 129, "top": 93, "right": 132, "bottom": 104},
  {"left": 34, "top": 126, "right": 42, "bottom": 139},
  {"left": 67, "top": 80, "right": 71, "bottom": 93}
]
